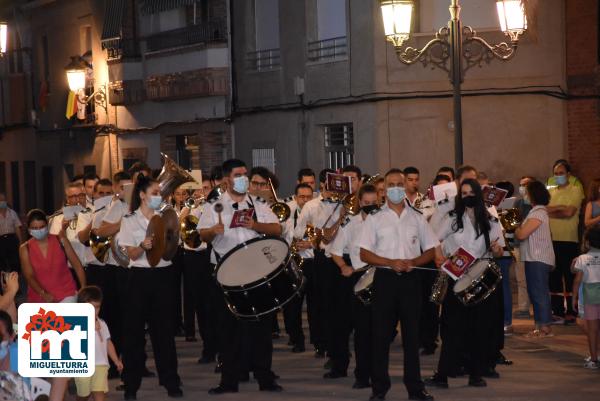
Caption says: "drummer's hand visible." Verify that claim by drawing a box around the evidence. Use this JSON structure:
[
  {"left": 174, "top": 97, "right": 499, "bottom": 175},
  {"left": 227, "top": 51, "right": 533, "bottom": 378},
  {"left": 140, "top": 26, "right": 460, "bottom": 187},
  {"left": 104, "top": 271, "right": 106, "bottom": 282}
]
[
  {"left": 240, "top": 218, "right": 255, "bottom": 231},
  {"left": 212, "top": 222, "right": 225, "bottom": 236},
  {"left": 295, "top": 240, "right": 312, "bottom": 251},
  {"left": 340, "top": 265, "right": 354, "bottom": 277},
  {"left": 390, "top": 259, "right": 404, "bottom": 273},
  {"left": 140, "top": 237, "right": 153, "bottom": 251},
  {"left": 491, "top": 239, "right": 503, "bottom": 256}
]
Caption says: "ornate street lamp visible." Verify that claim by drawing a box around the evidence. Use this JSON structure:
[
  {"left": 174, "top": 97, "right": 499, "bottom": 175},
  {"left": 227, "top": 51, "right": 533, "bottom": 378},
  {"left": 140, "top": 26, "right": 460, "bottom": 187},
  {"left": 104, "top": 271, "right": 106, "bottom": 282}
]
[
  {"left": 380, "top": 0, "right": 527, "bottom": 167},
  {"left": 64, "top": 56, "right": 107, "bottom": 116},
  {"left": 0, "top": 22, "right": 8, "bottom": 55}
]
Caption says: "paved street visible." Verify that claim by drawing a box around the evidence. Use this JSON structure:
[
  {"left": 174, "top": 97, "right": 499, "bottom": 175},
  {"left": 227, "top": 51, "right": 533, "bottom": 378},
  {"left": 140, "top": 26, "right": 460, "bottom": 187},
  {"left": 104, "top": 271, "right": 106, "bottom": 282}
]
[{"left": 105, "top": 315, "right": 600, "bottom": 401}]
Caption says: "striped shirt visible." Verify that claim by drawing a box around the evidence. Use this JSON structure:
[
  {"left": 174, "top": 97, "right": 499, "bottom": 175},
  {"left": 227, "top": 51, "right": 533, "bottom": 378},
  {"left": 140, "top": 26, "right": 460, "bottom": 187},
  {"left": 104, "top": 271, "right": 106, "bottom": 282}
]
[
  {"left": 0, "top": 208, "right": 22, "bottom": 236},
  {"left": 519, "top": 206, "right": 555, "bottom": 267}
]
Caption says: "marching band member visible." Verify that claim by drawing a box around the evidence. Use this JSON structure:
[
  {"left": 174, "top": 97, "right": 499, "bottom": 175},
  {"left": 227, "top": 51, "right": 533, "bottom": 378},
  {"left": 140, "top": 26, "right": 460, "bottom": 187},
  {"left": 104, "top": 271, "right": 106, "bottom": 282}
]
[
  {"left": 359, "top": 168, "right": 437, "bottom": 401},
  {"left": 296, "top": 168, "right": 317, "bottom": 196},
  {"left": 373, "top": 176, "right": 386, "bottom": 206},
  {"left": 118, "top": 174, "right": 182, "bottom": 399},
  {"left": 426, "top": 178, "right": 504, "bottom": 389},
  {"left": 328, "top": 184, "right": 379, "bottom": 388},
  {"left": 180, "top": 176, "right": 219, "bottom": 363},
  {"left": 322, "top": 164, "right": 363, "bottom": 379},
  {"left": 436, "top": 167, "right": 455, "bottom": 182},
  {"left": 198, "top": 159, "right": 283, "bottom": 395},
  {"left": 282, "top": 182, "right": 315, "bottom": 353},
  {"left": 83, "top": 173, "right": 100, "bottom": 209},
  {"left": 293, "top": 168, "right": 336, "bottom": 357}
]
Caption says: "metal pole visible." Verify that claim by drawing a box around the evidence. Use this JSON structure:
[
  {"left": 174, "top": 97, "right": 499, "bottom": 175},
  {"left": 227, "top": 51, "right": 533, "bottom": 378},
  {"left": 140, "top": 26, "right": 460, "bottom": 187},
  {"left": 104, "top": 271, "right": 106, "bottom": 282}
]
[{"left": 449, "top": 0, "right": 463, "bottom": 168}]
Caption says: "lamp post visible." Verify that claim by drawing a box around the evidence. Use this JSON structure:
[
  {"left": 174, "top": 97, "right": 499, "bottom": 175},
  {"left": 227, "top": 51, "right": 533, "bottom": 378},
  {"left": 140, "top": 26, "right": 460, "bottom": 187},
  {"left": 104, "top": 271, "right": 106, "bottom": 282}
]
[
  {"left": 64, "top": 56, "right": 107, "bottom": 117},
  {"left": 0, "top": 22, "right": 7, "bottom": 55},
  {"left": 380, "top": 0, "right": 527, "bottom": 168}
]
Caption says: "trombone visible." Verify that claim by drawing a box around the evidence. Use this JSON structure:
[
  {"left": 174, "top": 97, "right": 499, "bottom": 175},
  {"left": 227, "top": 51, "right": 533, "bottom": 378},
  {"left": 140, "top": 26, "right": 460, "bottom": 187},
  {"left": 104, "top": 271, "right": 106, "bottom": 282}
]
[{"left": 268, "top": 178, "right": 291, "bottom": 223}]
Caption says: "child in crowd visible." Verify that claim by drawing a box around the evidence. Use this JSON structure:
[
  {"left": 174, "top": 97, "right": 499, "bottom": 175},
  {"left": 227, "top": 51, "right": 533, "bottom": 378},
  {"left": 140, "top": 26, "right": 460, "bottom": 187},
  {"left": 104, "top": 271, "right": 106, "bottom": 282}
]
[
  {"left": 573, "top": 226, "right": 600, "bottom": 369},
  {"left": 0, "top": 310, "right": 15, "bottom": 370},
  {"left": 75, "top": 286, "right": 123, "bottom": 401}
]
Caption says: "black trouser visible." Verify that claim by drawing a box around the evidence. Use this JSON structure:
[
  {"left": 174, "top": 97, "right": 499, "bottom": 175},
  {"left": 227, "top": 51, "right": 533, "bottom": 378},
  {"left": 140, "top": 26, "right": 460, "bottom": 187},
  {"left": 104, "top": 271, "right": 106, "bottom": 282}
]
[
  {"left": 183, "top": 248, "right": 218, "bottom": 358},
  {"left": 172, "top": 248, "right": 184, "bottom": 331},
  {"left": 0, "top": 234, "right": 20, "bottom": 272},
  {"left": 437, "top": 287, "right": 495, "bottom": 380},
  {"left": 86, "top": 264, "right": 122, "bottom": 368},
  {"left": 371, "top": 269, "right": 424, "bottom": 396},
  {"left": 314, "top": 251, "right": 338, "bottom": 354},
  {"left": 550, "top": 241, "right": 578, "bottom": 317},
  {"left": 215, "top": 281, "right": 275, "bottom": 389},
  {"left": 417, "top": 264, "right": 439, "bottom": 351},
  {"left": 301, "top": 258, "right": 322, "bottom": 348},
  {"left": 329, "top": 269, "right": 358, "bottom": 374},
  {"left": 489, "top": 261, "right": 505, "bottom": 368},
  {"left": 122, "top": 267, "right": 180, "bottom": 394},
  {"left": 353, "top": 290, "right": 373, "bottom": 384},
  {"left": 282, "top": 281, "right": 305, "bottom": 347}
]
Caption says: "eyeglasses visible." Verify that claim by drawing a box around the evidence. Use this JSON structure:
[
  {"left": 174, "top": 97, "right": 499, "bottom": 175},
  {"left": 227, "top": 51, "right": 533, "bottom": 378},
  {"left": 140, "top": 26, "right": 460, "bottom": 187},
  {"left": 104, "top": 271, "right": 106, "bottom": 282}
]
[
  {"left": 67, "top": 193, "right": 86, "bottom": 199},
  {"left": 250, "top": 181, "right": 269, "bottom": 189}
]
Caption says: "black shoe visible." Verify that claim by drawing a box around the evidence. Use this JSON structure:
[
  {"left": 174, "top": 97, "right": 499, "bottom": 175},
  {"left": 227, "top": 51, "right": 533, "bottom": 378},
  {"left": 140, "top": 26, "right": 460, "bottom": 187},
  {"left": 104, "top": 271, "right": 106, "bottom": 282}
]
[
  {"left": 482, "top": 368, "right": 500, "bottom": 379},
  {"left": 239, "top": 372, "right": 250, "bottom": 382},
  {"left": 369, "top": 393, "right": 385, "bottom": 401},
  {"left": 421, "top": 348, "right": 436, "bottom": 356},
  {"left": 324, "top": 358, "right": 333, "bottom": 370},
  {"left": 352, "top": 380, "right": 370, "bottom": 389},
  {"left": 409, "top": 389, "right": 434, "bottom": 400},
  {"left": 315, "top": 347, "right": 326, "bottom": 358},
  {"left": 259, "top": 383, "right": 283, "bottom": 392},
  {"left": 124, "top": 393, "right": 136, "bottom": 400},
  {"left": 185, "top": 336, "right": 198, "bottom": 342},
  {"left": 496, "top": 353, "right": 513, "bottom": 366},
  {"left": 287, "top": 339, "right": 294, "bottom": 346},
  {"left": 468, "top": 377, "right": 487, "bottom": 387},
  {"left": 272, "top": 331, "right": 281, "bottom": 339},
  {"left": 116, "top": 383, "right": 125, "bottom": 392},
  {"left": 424, "top": 374, "right": 448, "bottom": 389},
  {"left": 167, "top": 387, "right": 183, "bottom": 398},
  {"left": 175, "top": 326, "right": 186, "bottom": 337},
  {"left": 214, "top": 362, "right": 223, "bottom": 373},
  {"left": 142, "top": 367, "right": 156, "bottom": 378},
  {"left": 323, "top": 370, "right": 347, "bottom": 379},
  {"left": 208, "top": 385, "right": 238, "bottom": 395},
  {"left": 198, "top": 355, "right": 216, "bottom": 364},
  {"left": 292, "top": 344, "right": 305, "bottom": 353}
]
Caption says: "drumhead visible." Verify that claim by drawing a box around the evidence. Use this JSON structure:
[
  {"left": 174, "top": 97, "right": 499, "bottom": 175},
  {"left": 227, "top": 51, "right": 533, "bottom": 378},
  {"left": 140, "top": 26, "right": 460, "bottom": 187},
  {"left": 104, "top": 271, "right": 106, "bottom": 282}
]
[
  {"left": 217, "top": 237, "right": 289, "bottom": 287},
  {"left": 453, "top": 259, "right": 490, "bottom": 292},
  {"left": 354, "top": 267, "right": 376, "bottom": 292}
]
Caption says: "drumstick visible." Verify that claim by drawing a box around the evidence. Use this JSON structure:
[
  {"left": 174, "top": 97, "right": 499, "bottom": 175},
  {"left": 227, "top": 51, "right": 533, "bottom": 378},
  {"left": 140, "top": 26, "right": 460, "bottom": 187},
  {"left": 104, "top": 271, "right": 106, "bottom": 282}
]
[{"left": 214, "top": 203, "right": 224, "bottom": 225}]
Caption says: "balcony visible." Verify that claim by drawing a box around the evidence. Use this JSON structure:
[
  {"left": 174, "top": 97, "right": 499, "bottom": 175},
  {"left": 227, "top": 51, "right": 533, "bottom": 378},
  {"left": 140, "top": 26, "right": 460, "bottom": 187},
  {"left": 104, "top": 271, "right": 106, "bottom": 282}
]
[
  {"left": 307, "top": 36, "right": 348, "bottom": 63},
  {"left": 106, "top": 39, "right": 142, "bottom": 61},
  {"left": 145, "top": 20, "right": 227, "bottom": 54},
  {"left": 145, "top": 68, "right": 229, "bottom": 101},
  {"left": 108, "top": 80, "right": 146, "bottom": 106},
  {"left": 246, "top": 48, "right": 281, "bottom": 72}
]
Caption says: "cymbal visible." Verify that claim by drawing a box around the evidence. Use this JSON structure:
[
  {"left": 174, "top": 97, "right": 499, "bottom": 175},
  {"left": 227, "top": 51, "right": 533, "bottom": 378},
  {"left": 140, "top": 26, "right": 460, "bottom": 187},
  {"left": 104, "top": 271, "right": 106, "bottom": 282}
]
[
  {"left": 111, "top": 239, "right": 130, "bottom": 268},
  {"left": 161, "top": 207, "right": 180, "bottom": 261},
  {"left": 146, "top": 215, "right": 165, "bottom": 267}
]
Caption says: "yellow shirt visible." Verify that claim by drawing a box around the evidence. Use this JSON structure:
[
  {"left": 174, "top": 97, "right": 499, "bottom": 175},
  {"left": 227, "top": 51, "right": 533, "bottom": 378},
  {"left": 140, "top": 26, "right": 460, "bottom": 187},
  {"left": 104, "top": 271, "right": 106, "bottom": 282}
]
[{"left": 548, "top": 184, "right": 585, "bottom": 243}]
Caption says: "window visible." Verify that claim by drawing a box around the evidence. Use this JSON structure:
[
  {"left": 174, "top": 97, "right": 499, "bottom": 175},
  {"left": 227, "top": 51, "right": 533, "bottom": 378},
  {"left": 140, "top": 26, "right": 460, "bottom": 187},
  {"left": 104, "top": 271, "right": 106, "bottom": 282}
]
[
  {"left": 252, "top": 148, "right": 276, "bottom": 173},
  {"left": 83, "top": 165, "right": 97, "bottom": 175},
  {"left": 24, "top": 161, "right": 37, "bottom": 212},
  {"left": 42, "top": 166, "right": 54, "bottom": 214},
  {"left": 308, "top": 0, "right": 348, "bottom": 62},
  {"left": 247, "top": 0, "right": 281, "bottom": 71},
  {"left": 175, "top": 135, "right": 191, "bottom": 170},
  {"left": 324, "top": 123, "right": 354, "bottom": 170}
]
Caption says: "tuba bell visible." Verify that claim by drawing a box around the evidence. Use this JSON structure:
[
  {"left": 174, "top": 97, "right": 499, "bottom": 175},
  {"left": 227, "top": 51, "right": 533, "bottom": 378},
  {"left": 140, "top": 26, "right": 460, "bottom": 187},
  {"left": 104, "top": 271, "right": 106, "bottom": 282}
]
[
  {"left": 268, "top": 178, "right": 291, "bottom": 223},
  {"left": 180, "top": 214, "right": 202, "bottom": 249},
  {"left": 499, "top": 208, "right": 523, "bottom": 233},
  {"left": 89, "top": 232, "right": 111, "bottom": 263},
  {"left": 157, "top": 153, "right": 196, "bottom": 200}
]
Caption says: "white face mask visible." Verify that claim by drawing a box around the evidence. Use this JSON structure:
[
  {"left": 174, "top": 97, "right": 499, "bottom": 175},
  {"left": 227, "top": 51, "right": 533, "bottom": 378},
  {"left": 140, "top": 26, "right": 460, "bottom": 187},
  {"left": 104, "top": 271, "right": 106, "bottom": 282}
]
[
  {"left": 147, "top": 195, "right": 163, "bottom": 210},
  {"left": 232, "top": 176, "right": 249, "bottom": 194}
]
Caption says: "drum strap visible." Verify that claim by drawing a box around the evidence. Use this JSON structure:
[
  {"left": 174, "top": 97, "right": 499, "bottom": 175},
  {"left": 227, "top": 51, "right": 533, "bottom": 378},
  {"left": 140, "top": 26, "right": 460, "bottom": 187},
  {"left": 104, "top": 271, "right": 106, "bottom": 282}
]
[{"left": 246, "top": 198, "right": 258, "bottom": 222}]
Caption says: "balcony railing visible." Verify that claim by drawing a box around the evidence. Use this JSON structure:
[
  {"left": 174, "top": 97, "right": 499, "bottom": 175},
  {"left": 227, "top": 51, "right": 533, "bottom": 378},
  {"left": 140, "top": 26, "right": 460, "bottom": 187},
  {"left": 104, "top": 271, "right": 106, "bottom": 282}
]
[
  {"left": 308, "top": 36, "right": 348, "bottom": 62},
  {"left": 109, "top": 80, "right": 146, "bottom": 106},
  {"left": 246, "top": 48, "right": 281, "bottom": 72},
  {"left": 145, "top": 20, "right": 227, "bottom": 53},
  {"left": 106, "top": 39, "right": 142, "bottom": 61},
  {"left": 145, "top": 68, "right": 229, "bottom": 101}
]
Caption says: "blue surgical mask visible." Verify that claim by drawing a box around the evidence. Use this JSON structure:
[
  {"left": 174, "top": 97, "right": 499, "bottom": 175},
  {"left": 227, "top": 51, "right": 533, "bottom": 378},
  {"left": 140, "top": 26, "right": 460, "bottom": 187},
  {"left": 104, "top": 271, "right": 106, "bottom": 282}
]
[
  {"left": 0, "top": 201, "right": 6, "bottom": 209},
  {"left": 233, "top": 176, "right": 249, "bottom": 194},
  {"left": 386, "top": 187, "right": 406, "bottom": 204},
  {"left": 148, "top": 195, "right": 163, "bottom": 210},
  {"left": 29, "top": 227, "right": 49, "bottom": 240},
  {"left": 518, "top": 186, "right": 527, "bottom": 197},
  {"left": 523, "top": 196, "right": 531, "bottom": 205},
  {"left": 554, "top": 175, "right": 567, "bottom": 186}
]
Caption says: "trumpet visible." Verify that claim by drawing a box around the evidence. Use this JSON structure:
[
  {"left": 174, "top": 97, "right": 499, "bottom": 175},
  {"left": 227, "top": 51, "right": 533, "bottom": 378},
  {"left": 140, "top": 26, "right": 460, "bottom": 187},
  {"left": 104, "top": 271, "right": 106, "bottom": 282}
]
[
  {"left": 184, "top": 195, "right": 206, "bottom": 209},
  {"left": 180, "top": 214, "right": 202, "bottom": 249},
  {"left": 290, "top": 224, "right": 322, "bottom": 268},
  {"left": 268, "top": 178, "right": 291, "bottom": 223}
]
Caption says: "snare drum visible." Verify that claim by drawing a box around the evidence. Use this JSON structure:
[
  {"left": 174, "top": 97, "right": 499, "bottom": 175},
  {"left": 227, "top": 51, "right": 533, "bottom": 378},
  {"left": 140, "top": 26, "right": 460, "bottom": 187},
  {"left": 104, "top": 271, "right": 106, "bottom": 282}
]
[
  {"left": 353, "top": 267, "right": 376, "bottom": 305},
  {"left": 215, "top": 236, "right": 305, "bottom": 320},
  {"left": 453, "top": 259, "right": 501, "bottom": 306}
]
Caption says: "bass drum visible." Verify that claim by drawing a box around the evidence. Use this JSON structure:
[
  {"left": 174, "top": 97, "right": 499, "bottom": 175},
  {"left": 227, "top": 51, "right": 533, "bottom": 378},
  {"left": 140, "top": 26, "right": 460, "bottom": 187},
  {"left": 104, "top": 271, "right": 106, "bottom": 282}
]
[
  {"left": 215, "top": 236, "right": 305, "bottom": 320},
  {"left": 353, "top": 267, "right": 376, "bottom": 305},
  {"left": 453, "top": 259, "right": 502, "bottom": 306}
]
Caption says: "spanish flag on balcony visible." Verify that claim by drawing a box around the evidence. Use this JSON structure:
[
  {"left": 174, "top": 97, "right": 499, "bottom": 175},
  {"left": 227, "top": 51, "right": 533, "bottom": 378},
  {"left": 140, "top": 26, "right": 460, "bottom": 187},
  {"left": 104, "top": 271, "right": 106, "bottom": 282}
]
[{"left": 65, "top": 91, "right": 78, "bottom": 119}]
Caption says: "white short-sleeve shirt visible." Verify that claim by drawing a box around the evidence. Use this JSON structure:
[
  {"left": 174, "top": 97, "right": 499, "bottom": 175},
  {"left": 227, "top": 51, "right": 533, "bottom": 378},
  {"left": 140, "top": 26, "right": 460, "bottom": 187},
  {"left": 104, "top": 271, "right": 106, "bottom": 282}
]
[
  {"left": 294, "top": 195, "right": 342, "bottom": 254},
  {"left": 103, "top": 199, "right": 129, "bottom": 225},
  {"left": 0, "top": 208, "right": 21, "bottom": 235},
  {"left": 435, "top": 211, "right": 506, "bottom": 259},
  {"left": 95, "top": 319, "right": 111, "bottom": 366},
  {"left": 197, "top": 191, "right": 279, "bottom": 264},
  {"left": 574, "top": 250, "right": 600, "bottom": 284},
  {"left": 329, "top": 214, "right": 367, "bottom": 269},
  {"left": 283, "top": 198, "right": 314, "bottom": 259},
  {"left": 119, "top": 209, "right": 171, "bottom": 268},
  {"left": 358, "top": 201, "right": 439, "bottom": 269}
]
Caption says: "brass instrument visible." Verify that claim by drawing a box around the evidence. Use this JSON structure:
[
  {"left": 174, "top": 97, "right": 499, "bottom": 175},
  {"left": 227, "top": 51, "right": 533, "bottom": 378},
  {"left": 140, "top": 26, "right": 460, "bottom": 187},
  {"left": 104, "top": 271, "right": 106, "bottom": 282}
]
[
  {"left": 321, "top": 206, "right": 347, "bottom": 245},
  {"left": 207, "top": 183, "right": 226, "bottom": 202},
  {"left": 89, "top": 232, "right": 111, "bottom": 263},
  {"left": 184, "top": 196, "right": 205, "bottom": 209},
  {"left": 430, "top": 271, "right": 449, "bottom": 305},
  {"left": 499, "top": 208, "right": 523, "bottom": 232},
  {"left": 181, "top": 214, "right": 201, "bottom": 249},
  {"left": 290, "top": 224, "right": 322, "bottom": 268},
  {"left": 157, "top": 153, "right": 197, "bottom": 200},
  {"left": 268, "top": 178, "right": 291, "bottom": 223}
]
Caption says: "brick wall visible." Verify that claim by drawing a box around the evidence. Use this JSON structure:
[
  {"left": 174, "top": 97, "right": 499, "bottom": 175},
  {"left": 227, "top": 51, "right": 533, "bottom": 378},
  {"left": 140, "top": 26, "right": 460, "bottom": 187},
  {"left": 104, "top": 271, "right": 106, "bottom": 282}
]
[{"left": 566, "top": 0, "right": 600, "bottom": 191}]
